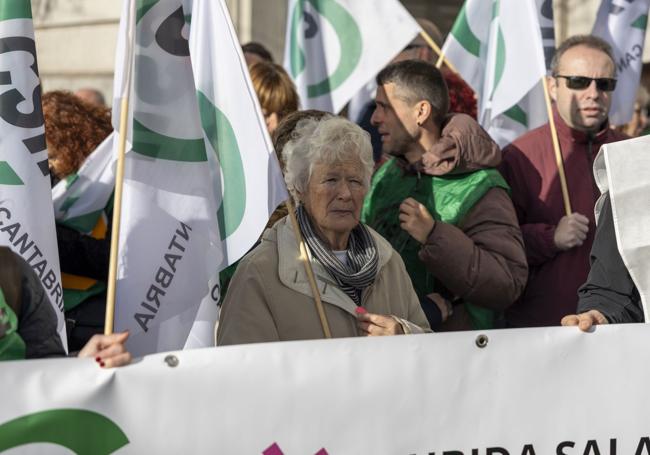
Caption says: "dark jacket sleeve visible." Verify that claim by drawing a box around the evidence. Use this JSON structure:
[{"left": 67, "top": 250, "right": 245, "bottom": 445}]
[
  {"left": 56, "top": 222, "right": 110, "bottom": 281},
  {"left": 577, "top": 194, "right": 643, "bottom": 323},
  {"left": 418, "top": 187, "right": 528, "bottom": 311},
  {"left": 500, "top": 145, "right": 560, "bottom": 267},
  {"left": 15, "top": 255, "right": 67, "bottom": 358}
]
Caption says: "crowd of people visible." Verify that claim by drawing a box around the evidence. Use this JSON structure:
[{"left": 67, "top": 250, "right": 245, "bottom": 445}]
[{"left": 2, "top": 20, "right": 647, "bottom": 364}]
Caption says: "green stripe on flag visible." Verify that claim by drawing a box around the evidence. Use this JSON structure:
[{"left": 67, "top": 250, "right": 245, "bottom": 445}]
[
  {"left": 197, "top": 91, "right": 246, "bottom": 240},
  {"left": 503, "top": 104, "right": 528, "bottom": 127},
  {"left": 0, "top": 1, "right": 32, "bottom": 21},
  {"left": 59, "top": 209, "right": 104, "bottom": 234},
  {"left": 60, "top": 196, "right": 80, "bottom": 213},
  {"left": 65, "top": 173, "right": 79, "bottom": 188},
  {"left": 136, "top": 0, "right": 160, "bottom": 24},
  {"left": 632, "top": 14, "right": 648, "bottom": 30},
  {"left": 289, "top": 0, "right": 306, "bottom": 78},
  {"left": 491, "top": 0, "right": 499, "bottom": 19},
  {"left": 490, "top": 26, "right": 506, "bottom": 99},
  {"left": 0, "top": 162, "right": 23, "bottom": 185},
  {"left": 450, "top": 3, "right": 481, "bottom": 58},
  {"left": 132, "top": 119, "right": 207, "bottom": 162}
]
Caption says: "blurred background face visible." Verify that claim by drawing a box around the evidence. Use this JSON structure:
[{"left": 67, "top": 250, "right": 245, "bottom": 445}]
[{"left": 549, "top": 45, "right": 616, "bottom": 133}]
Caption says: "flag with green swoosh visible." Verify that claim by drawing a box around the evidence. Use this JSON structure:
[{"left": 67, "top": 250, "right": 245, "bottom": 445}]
[
  {"left": 284, "top": 0, "right": 420, "bottom": 113},
  {"left": 441, "top": 0, "right": 548, "bottom": 146},
  {"left": 0, "top": 0, "right": 67, "bottom": 352},
  {"left": 592, "top": 0, "right": 650, "bottom": 125},
  {"left": 111, "top": 0, "right": 286, "bottom": 357}
]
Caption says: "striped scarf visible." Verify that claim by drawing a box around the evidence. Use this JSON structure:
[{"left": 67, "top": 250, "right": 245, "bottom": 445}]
[{"left": 296, "top": 205, "right": 378, "bottom": 305}]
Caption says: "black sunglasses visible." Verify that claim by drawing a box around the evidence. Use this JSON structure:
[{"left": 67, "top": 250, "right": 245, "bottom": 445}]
[{"left": 554, "top": 75, "right": 617, "bottom": 92}]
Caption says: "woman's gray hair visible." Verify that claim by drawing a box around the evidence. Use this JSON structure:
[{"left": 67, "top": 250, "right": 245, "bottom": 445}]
[{"left": 282, "top": 116, "right": 374, "bottom": 203}]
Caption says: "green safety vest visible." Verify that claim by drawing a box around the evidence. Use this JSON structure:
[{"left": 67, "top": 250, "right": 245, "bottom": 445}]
[
  {"left": 361, "top": 158, "right": 510, "bottom": 330},
  {"left": 0, "top": 287, "right": 26, "bottom": 361}
]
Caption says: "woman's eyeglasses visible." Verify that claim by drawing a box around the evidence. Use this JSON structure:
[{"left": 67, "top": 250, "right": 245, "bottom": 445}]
[{"left": 554, "top": 75, "right": 617, "bottom": 92}]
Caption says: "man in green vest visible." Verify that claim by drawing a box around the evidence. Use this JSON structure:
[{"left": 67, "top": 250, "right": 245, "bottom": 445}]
[{"left": 362, "top": 60, "right": 528, "bottom": 330}]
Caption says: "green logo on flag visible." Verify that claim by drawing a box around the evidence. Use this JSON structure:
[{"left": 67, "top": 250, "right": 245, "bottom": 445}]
[
  {"left": 503, "top": 104, "right": 528, "bottom": 128},
  {"left": 289, "top": 0, "right": 363, "bottom": 98},
  {"left": 0, "top": 0, "right": 32, "bottom": 21},
  {"left": 132, "top": 119, "right": 208, "bottom": 162},
  {"left": 0, "top": 161, "right": 23, "bottom": 185},
  {"left": 0, "top": 409, "right": 129, "bottom": 454},
  {"left": 197, "top": 92, "right": 246, "bottom": 240},
  {"left": 450, "top": 3, "right": 481, "bottom": 58},
  {"left": 132, "top": 4, "right": 208, "bottom": 162},
  {"left": 632, "top": 14, "right": 648, "bottom": 30}
]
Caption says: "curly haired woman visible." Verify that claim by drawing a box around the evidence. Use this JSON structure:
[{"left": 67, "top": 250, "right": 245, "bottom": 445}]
[{"left": 42, "top": 90, "right": 112, "bottom": 185}]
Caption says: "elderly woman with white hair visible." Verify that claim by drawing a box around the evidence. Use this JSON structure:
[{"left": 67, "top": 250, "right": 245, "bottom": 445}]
[{"left": 217, "top": 116, "right": 430, "bottom": 345}]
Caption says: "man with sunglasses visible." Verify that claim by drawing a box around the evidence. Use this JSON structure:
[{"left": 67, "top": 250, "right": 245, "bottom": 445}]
[{"left": 500, "top": 35, "right": 627, "bottom": 328}]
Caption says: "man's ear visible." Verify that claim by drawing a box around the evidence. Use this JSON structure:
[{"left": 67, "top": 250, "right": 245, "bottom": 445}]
[
  {"left": 547, "top": 75, "right": 558, "bottom": 102},
  {"left": 416, "top": 101, "right": 432, "bottom": 126}
]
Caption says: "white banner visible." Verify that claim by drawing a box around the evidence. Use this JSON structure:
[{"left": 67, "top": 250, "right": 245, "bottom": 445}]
[
  {"left": 2, "top": 326, "right": 650, "bottom": 454},
  {"left": 0, "top": 0, "right": 66, "bottom": 351}
]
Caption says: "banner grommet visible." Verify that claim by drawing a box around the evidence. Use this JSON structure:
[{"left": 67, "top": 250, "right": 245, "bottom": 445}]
[{"left": 475, "top": 334, "right": 489, "bottom": 349}]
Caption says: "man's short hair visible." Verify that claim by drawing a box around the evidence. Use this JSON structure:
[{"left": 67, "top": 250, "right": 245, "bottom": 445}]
[
  {"left": 376, "top": 60, "right": 449, "bottom": 125},
  {"left": 242, "top": 41, "right": 274, "bottom": 63},
  {"left": 550, "top": 35, "right": 616, "bottom": 76}
]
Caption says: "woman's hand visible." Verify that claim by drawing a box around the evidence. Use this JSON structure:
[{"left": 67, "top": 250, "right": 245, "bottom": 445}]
[
  {"left": 78, "top": 331, "right": 132, "bottom": 368},
  {"left": 356, "top": 308, "right": 404, "bottom": 336},
  {"left": 399, "top": 198, "right": 435, "bottom": 244}
]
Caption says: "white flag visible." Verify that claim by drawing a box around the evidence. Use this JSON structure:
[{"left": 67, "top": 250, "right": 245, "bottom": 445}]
[
  {"left": 112, "top": 0, "right": 286, "bottom": 357},
  {"left": 592, "top": 0, "right": 650, "bottom": 125},
  {"left": 442, "top": 0, "right": 548, "bottom": 146},
  {"left": 52, "top": 133, "right": 116, "bottom": 233},
  {"left": 0, "top": 0, "right": 67, "bottom": 351},
  {"left": 284, "top": 0, "right": 420, "bottom": 113}
]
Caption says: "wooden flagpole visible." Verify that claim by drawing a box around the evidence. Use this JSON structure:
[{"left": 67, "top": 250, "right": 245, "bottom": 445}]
[
  {"left": 417, "top": 31, "right": 458, "bottom": 74},
  {"left": 104, "top": 0, "right": 135, "bottom": 335},
  {"left": 284, "top": 197, "right": 332, "bottom": 339},
  {"left": 541, "top": 76, "right": 572, "bottom": 216}
]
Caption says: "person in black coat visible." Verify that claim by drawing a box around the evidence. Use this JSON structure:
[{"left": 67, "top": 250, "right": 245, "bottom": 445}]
[{"left": 561, "top": 193, "right": 644, "bottom": 330}]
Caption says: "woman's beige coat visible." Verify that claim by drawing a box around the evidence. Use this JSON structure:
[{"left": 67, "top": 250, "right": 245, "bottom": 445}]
[{"left": 217, "top": 217, "right": 431, "bottom": 345}]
